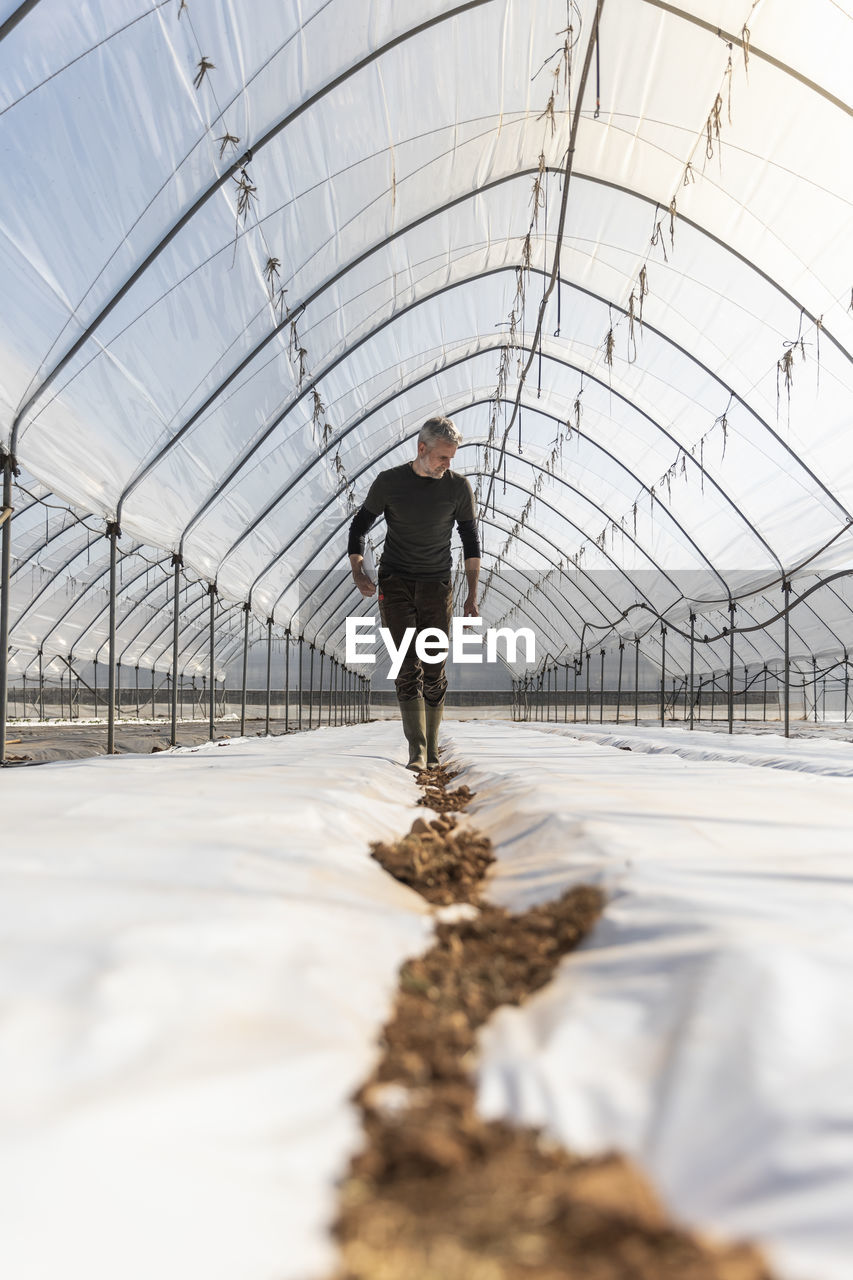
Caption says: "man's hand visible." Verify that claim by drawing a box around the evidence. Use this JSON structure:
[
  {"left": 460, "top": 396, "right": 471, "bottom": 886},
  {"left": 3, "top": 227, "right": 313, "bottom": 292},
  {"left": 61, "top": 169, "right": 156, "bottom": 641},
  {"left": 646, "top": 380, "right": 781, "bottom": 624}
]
[
  {"left": 353, "top": 565, "right": 376, "bottom": 598},
  {"left": 463, "top": 593, "right": 479, "bottom": 617}
]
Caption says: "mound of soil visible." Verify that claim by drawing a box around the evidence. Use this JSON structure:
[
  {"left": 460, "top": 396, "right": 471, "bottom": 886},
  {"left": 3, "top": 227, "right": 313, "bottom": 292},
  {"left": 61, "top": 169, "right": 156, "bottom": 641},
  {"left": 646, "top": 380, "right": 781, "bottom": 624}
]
[{"left": 332, "top": 751, "right": 774, "bottom": 1280}]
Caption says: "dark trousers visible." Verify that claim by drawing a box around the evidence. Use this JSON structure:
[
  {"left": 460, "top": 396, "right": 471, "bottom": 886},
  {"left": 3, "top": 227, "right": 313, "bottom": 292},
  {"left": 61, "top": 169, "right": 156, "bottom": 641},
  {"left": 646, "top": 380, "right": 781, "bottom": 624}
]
[{"left": 378, "top": 574, "right": 452, "bottom": 705}]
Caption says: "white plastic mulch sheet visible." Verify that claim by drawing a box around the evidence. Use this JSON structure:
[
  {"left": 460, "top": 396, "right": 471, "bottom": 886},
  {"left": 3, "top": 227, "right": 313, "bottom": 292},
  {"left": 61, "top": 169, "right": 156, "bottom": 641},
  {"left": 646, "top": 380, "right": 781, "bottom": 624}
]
[
  {"left": 0, "top": 724, "right": 430, "bottom": 1280},
  {"left": 441, "top": 720, "right": 853, "bottom": 1280}
]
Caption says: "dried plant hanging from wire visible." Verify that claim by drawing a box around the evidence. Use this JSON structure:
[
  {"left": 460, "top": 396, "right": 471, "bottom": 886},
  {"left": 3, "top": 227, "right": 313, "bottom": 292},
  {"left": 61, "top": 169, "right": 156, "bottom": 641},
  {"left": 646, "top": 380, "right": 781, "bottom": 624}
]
[
  {"left": 193, "top": 55, "right": 214, "bottom": 89},
  {"left": 216, "top": 130, "right": 240, "bottom": 160}
]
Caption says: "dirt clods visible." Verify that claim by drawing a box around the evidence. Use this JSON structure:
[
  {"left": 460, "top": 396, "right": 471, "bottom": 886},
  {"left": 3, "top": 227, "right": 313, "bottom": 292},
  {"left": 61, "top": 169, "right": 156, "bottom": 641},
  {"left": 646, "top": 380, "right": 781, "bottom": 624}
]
[
  {"left": 332, "top": 751, "right": 774, "bottom": 1280},
  {"left": 371, "top": 813, "right": 493, "bottom": 906}
]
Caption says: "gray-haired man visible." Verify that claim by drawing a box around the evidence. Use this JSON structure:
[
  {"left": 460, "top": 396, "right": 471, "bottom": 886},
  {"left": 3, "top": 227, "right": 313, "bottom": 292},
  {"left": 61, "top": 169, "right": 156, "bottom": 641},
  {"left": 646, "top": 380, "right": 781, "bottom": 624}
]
[{"left": 347, "top": 416, "right": 481, "bottom": 770}]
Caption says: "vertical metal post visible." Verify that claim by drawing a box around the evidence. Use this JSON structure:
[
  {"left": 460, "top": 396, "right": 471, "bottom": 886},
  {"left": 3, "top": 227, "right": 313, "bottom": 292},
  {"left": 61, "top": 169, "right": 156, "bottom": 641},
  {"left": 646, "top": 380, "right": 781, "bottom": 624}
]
[
  {"left": 599, "top": 649, "right": 605, "bottom": 724},
  {"left": 208, "top": 583, "right": 216, "bottom": 741},
  {"left": 240, "top": 603, "right": 250, "bottom": 737},
  {"left": 106, "top": 521, "right": 119, "bottom": 754},
  {"left": 180, "top": 673, "right": 184, "bottom": 721},
  {"left": 634, "top": 639, "right": 639, "bottom": 726},
  {"left": 135, "top": 665, "right": 140, "bottom": 720},
  {"left": 844, "top": 654, "right": 849, "bottom": 725},
  {"left": 298, "top": 636, "right": 304, "bottom": 730},
  {"left": 660, "top": 625, "right": 666, "bottom": 727},
  {"left": 688, "top": 614, "right": 695, "bottom": 730},
  {"left": 743, "top": 665, "right": 749, "bottom": 723},
  {"left": 284, "top": 629, "right": 291, "bottom": 732},
  {"left": 308, "top": 643, "right": 315, "bottom": 729},
  {"left": 150, "top": 665, "right": 155, "bottom": 719},
  {"left": 0, "top": 452, "right": 13, "bottom": 765},
  {"left": 170, "top": 553, "right": 181, "bottom": 746},
  {"left": 584, "top": 651, "right": 591, "bottom": 723},
  {"left": 727, "top": 604, "right": 735, "bottom": 734},
  {"left": 763, "top": 664, "right": 768, "bottom": 722},
  {"left": 812, "top": 656, "right": 818, "bottom": 723},
  {"left": 783, "top": 580, "right": 791, "bottom": 738},
  {"left": 697, "top": 675, "right": 703, "bottom": 722},
  {"left": 710, "top": 671, "right": 716, "bottom": 721},
  {"left": 265, "top": 617, "right": 273, "bottom": 736},
  {"left": 329, "top": 658, "right": 335, "bottom": 726},
  {"left": 616, "top": 642, "right": 623, "bottom": 725},
  {"left": 318, "top": 650, "right": 325, "bottom": 727},
  {"left": 92, "top": 656, "right": 97, "bottom": 721},
  {"left": 38, "top": 648, "right": 44, "bottom": 720}
]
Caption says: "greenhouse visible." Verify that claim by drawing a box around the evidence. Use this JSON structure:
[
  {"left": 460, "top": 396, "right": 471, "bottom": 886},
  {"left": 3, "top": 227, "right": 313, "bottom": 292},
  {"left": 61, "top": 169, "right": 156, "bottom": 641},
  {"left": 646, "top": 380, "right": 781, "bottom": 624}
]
[{"left": 2, "top": 2, "right": 853, "bottom": 1278}]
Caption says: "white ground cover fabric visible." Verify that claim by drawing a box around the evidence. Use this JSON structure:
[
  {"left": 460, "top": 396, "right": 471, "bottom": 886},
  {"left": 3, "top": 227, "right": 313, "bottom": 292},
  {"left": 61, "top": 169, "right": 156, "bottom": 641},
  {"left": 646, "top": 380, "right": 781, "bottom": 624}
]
[
  {"left": 0, "top": 723, "right": 430, "bottom": 1280},
  {"left": 442, "top": 721, "right": 853, "bottom": 1280},
  {"left": 527, "top": 720, "right": 853, "bottom": 777},
  {"left": 4, "top": 717, "right": 853, "bottom": 1280}
]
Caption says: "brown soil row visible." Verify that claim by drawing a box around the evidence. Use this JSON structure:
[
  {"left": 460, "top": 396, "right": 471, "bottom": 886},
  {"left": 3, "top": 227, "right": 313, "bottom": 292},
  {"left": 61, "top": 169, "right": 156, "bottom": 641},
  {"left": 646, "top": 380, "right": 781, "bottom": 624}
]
[{"left": 331, "top": 754, "right": 773, "bottom": 1280}]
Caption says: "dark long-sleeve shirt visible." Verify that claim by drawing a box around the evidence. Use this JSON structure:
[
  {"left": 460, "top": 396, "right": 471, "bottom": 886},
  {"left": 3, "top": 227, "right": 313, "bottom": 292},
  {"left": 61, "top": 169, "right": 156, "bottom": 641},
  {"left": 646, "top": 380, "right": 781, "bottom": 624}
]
[{"left": 347, "top": 462, "right": 480, "bottom": 580}]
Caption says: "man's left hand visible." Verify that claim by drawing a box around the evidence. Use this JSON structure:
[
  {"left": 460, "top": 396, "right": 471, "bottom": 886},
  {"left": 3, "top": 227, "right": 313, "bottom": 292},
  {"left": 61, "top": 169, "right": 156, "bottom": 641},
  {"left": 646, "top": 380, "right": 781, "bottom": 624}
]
[{"left": 463, "top": 594, "right": 479, "bottom": 617}]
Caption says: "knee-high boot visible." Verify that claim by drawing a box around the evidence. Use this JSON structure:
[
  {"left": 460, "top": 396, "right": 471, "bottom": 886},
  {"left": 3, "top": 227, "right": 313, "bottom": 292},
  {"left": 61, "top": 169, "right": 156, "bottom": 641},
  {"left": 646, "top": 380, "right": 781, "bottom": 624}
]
[
  {"left": 424, "top": 699, "right": 444, "bottom": 768},
  {"left": 398, "top": 697, "right": 427, "bottom": 771}
]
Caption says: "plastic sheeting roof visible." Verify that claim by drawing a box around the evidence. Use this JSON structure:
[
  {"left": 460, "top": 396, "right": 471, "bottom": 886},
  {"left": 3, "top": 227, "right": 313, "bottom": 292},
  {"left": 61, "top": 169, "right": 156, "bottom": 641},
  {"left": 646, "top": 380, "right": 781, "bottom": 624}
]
[{"left": 2, "top": 0, "right": 853, "bottom": 676}]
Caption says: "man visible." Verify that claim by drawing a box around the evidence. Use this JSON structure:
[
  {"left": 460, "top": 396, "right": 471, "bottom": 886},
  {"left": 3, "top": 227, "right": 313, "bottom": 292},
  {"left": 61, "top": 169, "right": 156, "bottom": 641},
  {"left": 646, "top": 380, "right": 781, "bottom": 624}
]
[{"left": 348, "top": 416, "right": 480, "bottom": 771}]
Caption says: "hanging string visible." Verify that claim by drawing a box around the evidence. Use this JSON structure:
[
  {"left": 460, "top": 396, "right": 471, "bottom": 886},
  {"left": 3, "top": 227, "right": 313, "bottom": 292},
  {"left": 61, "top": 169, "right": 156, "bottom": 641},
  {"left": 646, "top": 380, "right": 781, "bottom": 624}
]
[{"left": 518, "top": 402, "right": 523, "bottom": 456}]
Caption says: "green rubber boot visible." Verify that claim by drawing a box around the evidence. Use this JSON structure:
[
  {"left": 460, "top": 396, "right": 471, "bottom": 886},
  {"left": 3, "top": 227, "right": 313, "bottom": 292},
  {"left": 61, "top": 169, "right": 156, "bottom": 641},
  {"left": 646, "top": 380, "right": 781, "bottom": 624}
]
[
  {"left": 425, "top": 699, "right": 444, "bottom": 768},
  {"left": 399, "top": 697, "right": 427, "bottom": 771}
]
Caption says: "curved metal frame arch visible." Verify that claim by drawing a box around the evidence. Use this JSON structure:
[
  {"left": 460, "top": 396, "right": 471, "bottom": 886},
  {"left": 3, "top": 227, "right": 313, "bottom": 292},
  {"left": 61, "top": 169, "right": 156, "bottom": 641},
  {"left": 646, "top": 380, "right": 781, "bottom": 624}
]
[
  {"left": 10, "top": 0, "right": 498, "bottom": 450},
  {"left": 169, "top": 264, "right": 825, "bottom": 582}
]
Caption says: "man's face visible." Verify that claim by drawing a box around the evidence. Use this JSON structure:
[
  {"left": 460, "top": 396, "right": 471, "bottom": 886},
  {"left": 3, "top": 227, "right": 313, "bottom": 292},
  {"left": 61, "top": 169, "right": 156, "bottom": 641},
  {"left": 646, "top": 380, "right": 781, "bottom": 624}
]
[{"left": 418, "top": 439, "right": 457, "bottom": 478}]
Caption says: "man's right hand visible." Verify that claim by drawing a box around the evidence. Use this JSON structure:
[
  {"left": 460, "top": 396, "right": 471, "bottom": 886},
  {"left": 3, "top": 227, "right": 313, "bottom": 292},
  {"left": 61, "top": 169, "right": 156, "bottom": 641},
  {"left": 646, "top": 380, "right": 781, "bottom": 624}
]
[{"left": 353, "top": 566, "right": 376, "bottom": 597}]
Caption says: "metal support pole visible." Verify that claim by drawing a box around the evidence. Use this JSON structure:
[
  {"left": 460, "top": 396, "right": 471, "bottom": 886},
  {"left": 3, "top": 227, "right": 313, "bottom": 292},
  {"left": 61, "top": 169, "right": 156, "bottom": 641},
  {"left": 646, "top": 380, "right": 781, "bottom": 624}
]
[
  {"left": 634, "top": 640, "right": 639, "bottom": 726},
  {"left": 318, "top": 650, "right": 325, "bottom": 727},
  {"left": 616, "top": 642, "right": 623, "bottom": 725},
  {"left": 763, "top": 664, "right": 768, "bottom": 722},
  {"left": 330, "top": 659, "right": 335, "bottom": 726},
  {"left": 208, "top": 583, "right": 216, "bottom": 741},
  {"left": 688, "top": 615, "right": 695, "bottom": 731},
  {"left": 727, "top": 604, "right": 735, "bottom": 734},
  {"left": 39, "top": 648, "right": 44, "bottom": 721},
  {"left": 240, "top": 603, "right": 250, "bottom": 737},
  {"left": 585, "top": 651, "right": 591, "bottom": 723},
  {"left": 599, "top": 649, "right": 605, "bottom": 724},
  {"left": 298, "top": 636, "right": 304, "bottom": 730},
  {"left": 835, "top": 655, "right": 845, "bottom": 727},
  {"left": 812, "top": 656, "right": 818, "bottom": 724},
  {"left": 743, "top": 665, "right": 749, "bottom": 723},
  {"left": 308, "top": 644, "right": 315, "bottom": 729},
  {"left": 265, "top": 617, "right": 273, "bottom": 736},
  {"left": 660, "top": 625, "right": 666, "bottom": 728},
  {"left": 697, "top": 675, "right": 703, "bottom": 722},
  {"left": 151, "top": 665, "right": 155, "bottom": 719},
  {"left": 170, "top": 553, "right": 181, "bottom": 746},
  {"left": 284, "top": 629, "right": 291, "bottom": 733},
  {"left": 106, "top": 521, "right": 120, "bottom": 754},
  {"left": 0, "top": 451, "right": 13, "bottom": 765},
  {"left": 783, "top": 580, "right": 791, "bottom": 738}
]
